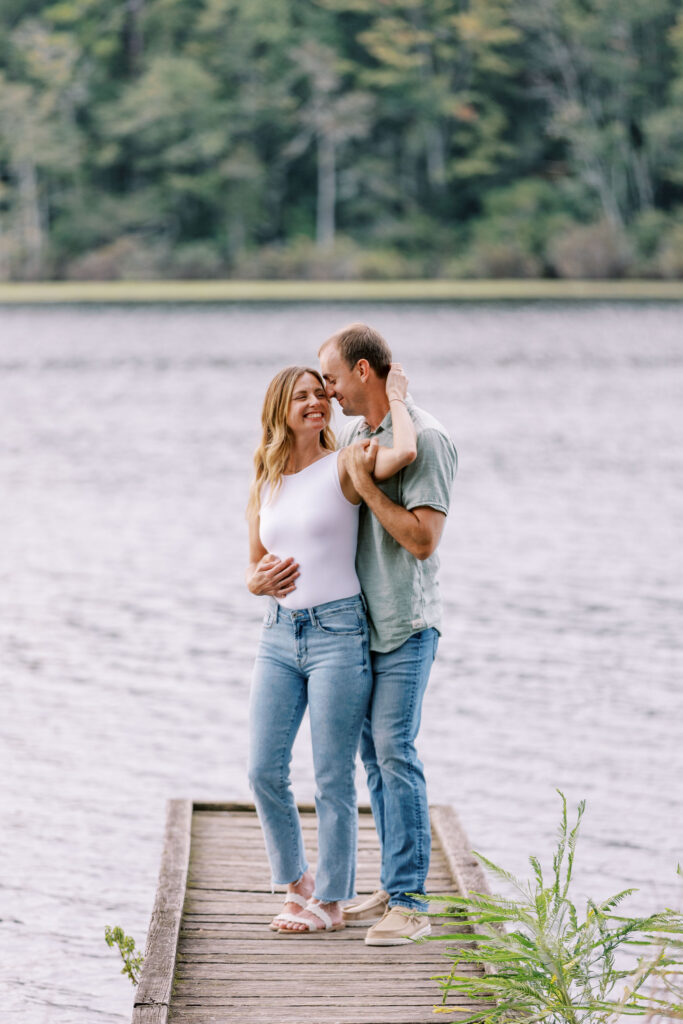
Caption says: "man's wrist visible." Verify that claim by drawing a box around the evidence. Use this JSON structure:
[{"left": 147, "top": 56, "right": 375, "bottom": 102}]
[{"left": 351, "top": 467, "right": 377, "bottom": 498}]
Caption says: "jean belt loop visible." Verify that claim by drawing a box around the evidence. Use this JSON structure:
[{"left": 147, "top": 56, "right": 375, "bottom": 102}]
[
  {"left": 308, "top": 606, "right": 317, "bottom": 628},
  {"left": 273, "top": 600, "right": 280, "bottom": 624},
  {"left": 359, "top": 591, "right": 368, "bottom": 613}
]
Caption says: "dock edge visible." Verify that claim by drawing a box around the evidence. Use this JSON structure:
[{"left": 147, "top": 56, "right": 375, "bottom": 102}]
[{"left": 132, "top": 799, "right": 193, "bottom": 1023}]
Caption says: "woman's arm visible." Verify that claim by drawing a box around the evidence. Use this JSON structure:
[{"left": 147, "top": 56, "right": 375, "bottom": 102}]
[
  {"left": 371, "top": 363, "right": 417, "bottom": 481},
  {"left": 374, "top": 362, "right": 417, "bottom": 477},
  {"left": 337, "top": 363, "right": 417, "bottom": 502},
  {"left": 246, "top": 509, "right": 299, "bottom": 598}
]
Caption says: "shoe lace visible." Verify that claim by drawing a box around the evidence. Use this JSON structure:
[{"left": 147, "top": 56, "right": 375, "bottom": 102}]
[{"left": 392, "top": 908, "right": 424, "bottom": 924}]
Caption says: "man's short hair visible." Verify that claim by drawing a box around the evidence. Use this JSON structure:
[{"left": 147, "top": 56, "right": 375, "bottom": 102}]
[{"left": 322, "top": 323, "right": 392, "bottom": 379}]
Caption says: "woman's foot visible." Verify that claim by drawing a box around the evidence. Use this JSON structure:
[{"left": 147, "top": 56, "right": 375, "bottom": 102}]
[
  {"left": 278, "top": 897, "right": 344, "bottom": 932},
  {"left": 269, "top": 870, "right": 315, "bottom": 931}
]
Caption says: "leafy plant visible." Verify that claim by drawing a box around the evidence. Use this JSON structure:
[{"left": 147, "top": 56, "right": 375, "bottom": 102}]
[
  {"left": 104, "top": 925, "right": 144, "bottom": 986},
  {"left": 428, "top": 792, "right": 683, "bottom": 1022}
]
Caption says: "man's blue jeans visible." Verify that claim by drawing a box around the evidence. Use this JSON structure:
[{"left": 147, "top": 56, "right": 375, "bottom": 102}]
[
  {"left": 360, "top": 628, "right": 439, "bottom": 910},
  {"left": 248, "top": 595, "right": 372, "bottom": 903}
]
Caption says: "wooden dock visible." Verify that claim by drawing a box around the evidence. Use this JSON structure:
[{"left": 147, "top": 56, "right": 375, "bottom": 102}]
[{"left": 132, "top": 801, "right": 489, "bottom": 1024}]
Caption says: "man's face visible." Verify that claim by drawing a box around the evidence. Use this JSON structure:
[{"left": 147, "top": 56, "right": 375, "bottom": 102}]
[{"left": 320, "top": 342, "right": 365, "bottom": 417}]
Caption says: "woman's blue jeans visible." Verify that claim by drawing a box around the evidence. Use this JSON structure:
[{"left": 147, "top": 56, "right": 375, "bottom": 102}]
[
  {"left": 360, "top": 628, "right": 439, "bottom": 910},
  {"left": 248, "top": 595, "right": 372, "bottom": 903}
]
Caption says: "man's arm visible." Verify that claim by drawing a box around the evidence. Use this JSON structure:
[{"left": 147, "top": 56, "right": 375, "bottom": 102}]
[{"left": 346, "top": 442, "right": 445, "bottom": 560}]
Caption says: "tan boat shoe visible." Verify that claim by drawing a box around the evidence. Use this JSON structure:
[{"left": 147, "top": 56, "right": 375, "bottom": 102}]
[
  {"left": 342, "top": 889, "right": 390, "bottom": 928},
  {"left": 364, "top": 905, "right": 431, "bottom": 946}
]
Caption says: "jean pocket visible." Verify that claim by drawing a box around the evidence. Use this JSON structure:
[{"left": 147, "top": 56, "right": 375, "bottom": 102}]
[{"left": 315, "top": 607, "right": 364, "bottom": 636}]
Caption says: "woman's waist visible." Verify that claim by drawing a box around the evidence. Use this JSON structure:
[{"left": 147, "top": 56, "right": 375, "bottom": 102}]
[
  {"left": 271, "top": 559, "right": 361, "bottom": 612},
  {"left": 267, "top": 591, "right": 365, "bottom": 620}
]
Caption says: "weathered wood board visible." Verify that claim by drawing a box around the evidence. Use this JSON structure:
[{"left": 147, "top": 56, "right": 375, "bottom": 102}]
[{"left": 132, "top": 802, "right": 489, "bottom": 1024}]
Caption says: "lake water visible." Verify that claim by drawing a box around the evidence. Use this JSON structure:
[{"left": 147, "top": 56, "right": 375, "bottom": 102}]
[{"left": 1, "top": 302, "right": 682, "bottom": 1022}]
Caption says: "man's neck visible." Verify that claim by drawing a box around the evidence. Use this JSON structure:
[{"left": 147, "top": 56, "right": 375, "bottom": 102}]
[{"left": 361, "top": 392, "right": 390, "bottom": 432}]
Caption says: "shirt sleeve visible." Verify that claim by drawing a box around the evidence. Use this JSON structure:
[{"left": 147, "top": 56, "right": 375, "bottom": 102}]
[{"left": 400, "top": 428, "right": 457, "bottom": 514}]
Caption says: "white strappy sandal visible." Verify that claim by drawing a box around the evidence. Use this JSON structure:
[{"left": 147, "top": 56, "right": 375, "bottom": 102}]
[
  {"left": 278, "top": 898, "right": 346, "bottom": 933},
  {"left": 269, "top": 891, "right": 308, "bottom": 931}
]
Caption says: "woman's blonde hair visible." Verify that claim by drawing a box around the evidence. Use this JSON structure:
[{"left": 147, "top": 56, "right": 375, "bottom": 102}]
[{"left": 247, "top": 366, "right": 335, "bottom": 517}]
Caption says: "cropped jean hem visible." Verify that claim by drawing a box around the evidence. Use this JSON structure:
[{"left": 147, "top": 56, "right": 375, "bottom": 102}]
[
  {"left": 313, "top": 890, "right": 357, "bottom": 903},
  {"left": 389, "top": 895, "right": 428, "bottom": 911},
  {"left": 271, "top": 861, "right": 309, "bottom": 888}
]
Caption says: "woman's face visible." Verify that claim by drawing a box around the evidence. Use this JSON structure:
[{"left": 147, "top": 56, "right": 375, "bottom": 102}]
[{"left": 286, "top": 372, "right": 330, "bottom": 436}]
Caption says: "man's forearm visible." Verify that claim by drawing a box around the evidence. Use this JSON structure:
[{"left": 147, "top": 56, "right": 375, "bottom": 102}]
[{"left": 352, "top": 472, "right": 432, "bottom": 560}]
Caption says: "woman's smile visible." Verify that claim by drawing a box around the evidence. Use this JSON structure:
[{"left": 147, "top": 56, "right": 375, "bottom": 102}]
[{"left": 287, "top": 372, "right": 331, "bottom": 432}]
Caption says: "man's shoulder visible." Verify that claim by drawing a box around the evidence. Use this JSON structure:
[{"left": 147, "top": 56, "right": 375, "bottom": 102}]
[
  {"left": 408, "top": 402, "right": 450, "bottom": 440},
  {"left": 409, "top": 404, "right": 457, "bottom": 459},
  {"left": 406, "top": 403, "right": 458, "bottom": 483}
]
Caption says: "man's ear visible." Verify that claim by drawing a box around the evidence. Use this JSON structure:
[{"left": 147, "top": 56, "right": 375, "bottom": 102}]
[{"left": 355, "top": 358, "right": 371, "bottom": 382}]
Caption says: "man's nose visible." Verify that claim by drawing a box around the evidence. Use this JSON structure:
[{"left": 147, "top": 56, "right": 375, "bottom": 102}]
[{"left": 324, "top": 383, "right": 335, "bottom": 399}]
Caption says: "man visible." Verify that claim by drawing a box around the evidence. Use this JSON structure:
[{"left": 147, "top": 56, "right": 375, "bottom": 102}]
[{"left": 319, "top": 322, "right": 457, "bottom": 946}]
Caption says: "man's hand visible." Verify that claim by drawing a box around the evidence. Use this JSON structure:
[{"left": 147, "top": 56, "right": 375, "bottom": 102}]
[
  {"left": 386, "top": 363, "right": 409, "bottom": 402},
  {"left": 346, "top": 438, "right": 378, "bottom": 488},
  {"left": 247, "top": 553, "right": 299, "bottom": 598}
]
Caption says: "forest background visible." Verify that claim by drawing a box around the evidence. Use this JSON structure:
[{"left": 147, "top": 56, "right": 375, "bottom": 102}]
[{"left": 1, "top": 0, "right": 682, "bottom": 283}]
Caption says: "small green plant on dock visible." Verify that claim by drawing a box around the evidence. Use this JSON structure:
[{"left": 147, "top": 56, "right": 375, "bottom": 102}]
[
  {"left": 104, "top": 925, "right": 144, "bottom": 986},
  {"left": 429, "top": 792, "right": 683, "bottom": 1022}
]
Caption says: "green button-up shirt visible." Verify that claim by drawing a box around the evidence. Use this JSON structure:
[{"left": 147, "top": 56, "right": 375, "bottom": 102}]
[{"left": 339, "top": 400, "right": 457, "bottom": 653}]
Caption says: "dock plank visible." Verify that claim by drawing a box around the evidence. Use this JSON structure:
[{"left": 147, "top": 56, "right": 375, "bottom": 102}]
[{"left": 133, "top": 803, "right": 487, "bottom": 1023}]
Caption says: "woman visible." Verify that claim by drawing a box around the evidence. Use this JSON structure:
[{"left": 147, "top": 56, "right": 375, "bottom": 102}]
[{"left": 246, "top": 363, "right": 416, "bottom": 933}]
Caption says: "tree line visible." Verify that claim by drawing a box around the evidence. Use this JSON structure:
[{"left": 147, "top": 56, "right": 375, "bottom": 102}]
[{"left": 1, "top": 0, "right": 682, "bottom": 281}]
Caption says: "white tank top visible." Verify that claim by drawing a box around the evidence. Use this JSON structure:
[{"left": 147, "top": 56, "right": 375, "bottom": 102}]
[{"left": 259, "top": 450, "right": 360, "bottom": 610}]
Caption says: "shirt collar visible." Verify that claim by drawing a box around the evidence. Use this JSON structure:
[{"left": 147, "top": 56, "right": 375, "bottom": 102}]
[{"left": 363, "top": 395, "right": 413, "bottom": 435}]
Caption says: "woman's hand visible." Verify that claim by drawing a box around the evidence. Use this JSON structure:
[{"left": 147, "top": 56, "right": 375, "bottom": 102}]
[
  {"left": 345, "top": 438, "right": 379, "bottom": 488},
  {"left": 386, "top": 363, "right": 408, "bottom": 403},
  {"left": 247, "top": 553, "right": 299, "bottom": 598}
]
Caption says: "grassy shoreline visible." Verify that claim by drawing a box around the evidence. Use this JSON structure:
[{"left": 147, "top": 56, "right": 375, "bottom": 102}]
[{"left": 0, "top": 278, "right": 682, "bottom": 304}]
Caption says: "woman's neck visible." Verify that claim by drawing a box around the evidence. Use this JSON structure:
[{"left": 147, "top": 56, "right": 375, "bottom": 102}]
[{"left": 286, "top": 435, "right": 328, "bottom": 474}]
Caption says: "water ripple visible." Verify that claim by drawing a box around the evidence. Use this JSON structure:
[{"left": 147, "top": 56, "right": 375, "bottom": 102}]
[{"left": 1, "top": 302, "right": 682, "bottom": 1020}]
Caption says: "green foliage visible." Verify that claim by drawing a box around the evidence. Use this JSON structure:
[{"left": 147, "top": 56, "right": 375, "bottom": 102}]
[
  {"left": 654, "top": 214, "right": 683, "bottom": 278},
  {"left": 0, "top": 0, "right": 681, "bottom": 279},
  {"left": 104, "top": 925, "right": 144, "bottom": 986},
  {"left": 549, "top": 221, "right": 634, "bottom": 279},
  {"left": 457, "top": 179, "right": 583, "bottom": 277},
  {"left": 511, "top": 0, "right": 682, "bottom": 228},
  {"left": 427, "top": 793, "right": 683, "bottom": 1023}
]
